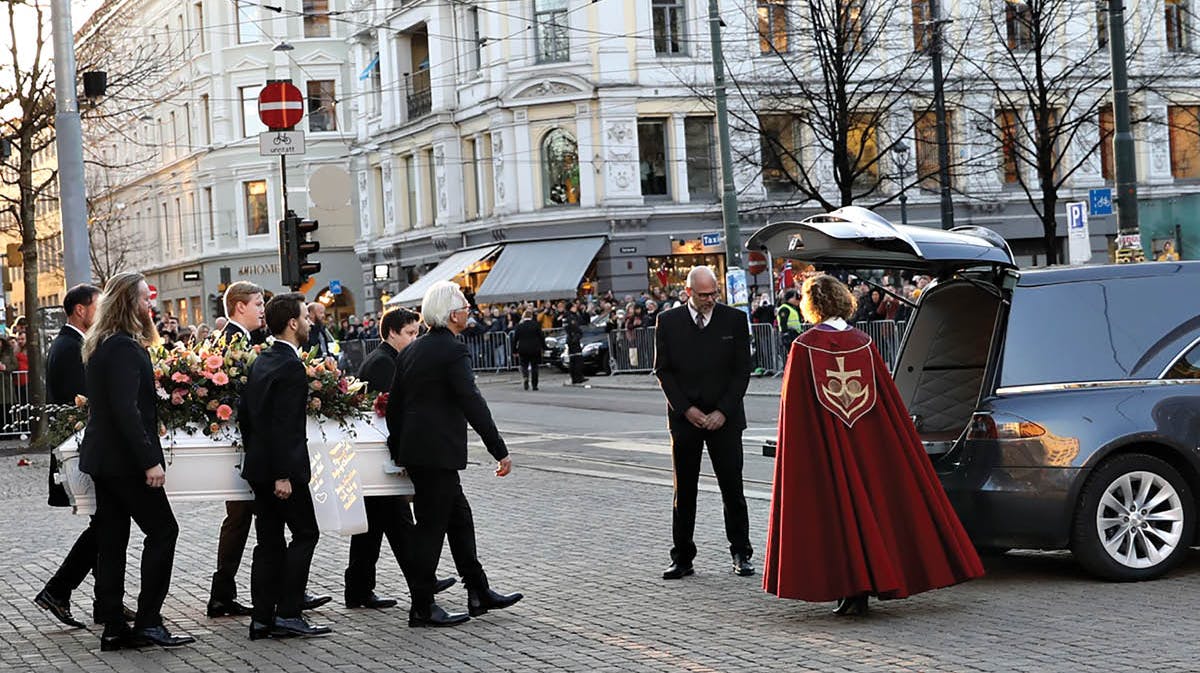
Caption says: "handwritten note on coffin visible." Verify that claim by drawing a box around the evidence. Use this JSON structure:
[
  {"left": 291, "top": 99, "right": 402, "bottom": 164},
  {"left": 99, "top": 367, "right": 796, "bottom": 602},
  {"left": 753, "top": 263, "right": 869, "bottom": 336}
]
[{"left": 308, "top": 439, "right": 369, "bottom": 535}]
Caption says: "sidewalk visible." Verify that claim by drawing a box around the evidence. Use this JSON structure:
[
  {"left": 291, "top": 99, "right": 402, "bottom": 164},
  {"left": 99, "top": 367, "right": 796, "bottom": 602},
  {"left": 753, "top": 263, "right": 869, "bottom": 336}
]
[{"left": 476, "top": 370, "right": 783, "bottom": 397}]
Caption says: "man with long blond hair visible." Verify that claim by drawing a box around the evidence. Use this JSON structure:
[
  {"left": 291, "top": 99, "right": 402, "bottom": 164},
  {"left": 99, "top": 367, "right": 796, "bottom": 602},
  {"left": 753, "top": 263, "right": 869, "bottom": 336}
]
[{"left": 78, "top": 272, "right": 194, "bottom": 651}]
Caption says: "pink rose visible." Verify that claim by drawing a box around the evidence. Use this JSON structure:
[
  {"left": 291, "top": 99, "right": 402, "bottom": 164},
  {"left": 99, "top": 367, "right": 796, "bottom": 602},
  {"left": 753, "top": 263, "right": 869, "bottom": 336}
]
[
  {"left": 212, "top": 371, "right": 230, "bottom": 386},
  {"left": 196, "top": 387, "right": 208, "bottom": 398},
  {"left": 205, "top": 354, "right": 224, "bottom": 371},
  {"left": 171, "top": 372, "right": 191, "bottom": 383},
  {"left": 310, "top": 380, "right": 323, "bottom": 391},
  {"left": 216, "top": 404, "right": 233, "bottom": 421},
  {"left": 171, "top": 391, "right": 185, "bottom": 406}
]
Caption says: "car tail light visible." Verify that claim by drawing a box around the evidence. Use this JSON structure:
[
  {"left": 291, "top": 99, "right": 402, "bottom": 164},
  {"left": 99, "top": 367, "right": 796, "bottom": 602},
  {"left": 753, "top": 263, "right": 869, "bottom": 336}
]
[{"left": 966, "top": 413, "right": 1046, "bottom": 440}]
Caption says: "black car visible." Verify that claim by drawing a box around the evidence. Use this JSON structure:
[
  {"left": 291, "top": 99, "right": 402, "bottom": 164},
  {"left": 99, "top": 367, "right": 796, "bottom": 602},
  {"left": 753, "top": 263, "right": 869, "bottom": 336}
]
[
  {"left": 751, "top": 206, "right": 1200, "bottom": 581},
  {"left": 552, "top": 325, "right": 613, "bottom": 376}
]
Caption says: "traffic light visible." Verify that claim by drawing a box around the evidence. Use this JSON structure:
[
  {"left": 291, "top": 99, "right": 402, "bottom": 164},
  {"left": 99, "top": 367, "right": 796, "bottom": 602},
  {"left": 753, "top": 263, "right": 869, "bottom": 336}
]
[
  {"left": 208, "top": 293, "right": 223, "bottom": 320},
  {"left": 279, "top": 210, "right": 321, "bottom": 290}
]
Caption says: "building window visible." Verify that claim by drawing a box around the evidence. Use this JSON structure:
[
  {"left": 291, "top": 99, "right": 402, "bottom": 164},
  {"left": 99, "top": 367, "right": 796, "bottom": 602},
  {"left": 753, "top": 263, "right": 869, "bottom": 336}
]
[
  {"left": 1099, "top": 105, "right": 1114, "bottom": 181},
  {"left": 845, "top": 0, "right": 866, "bottom": 54},
  {"left": 405, "top": 155, "right": 418, "bottom": 227},
  {"left": 244, "top": 180, "right": 269, "bottom": 236},
  {"left": 847, "top": 113, "right": 878, "bottom": 182},
  {"left": 240, "top": 85, "right": 266, "bottom": 137},
  {"left": 652, "top": 0, "right": 685, "bottom": 55},
  {"left": 481, "top": 132, "right": 495, "bottom": 216},
  {"left": 638, "top": 120, "right": 669, "bottom": 197},
  {"left": 758, "top": 0, "right": 788, "bottom": 54},
  {"left": 1167, "top": 0, "right": 1190, "bottom": 52},
  {"left": 999, "top": 108, "right": 1021, "bottom": 184},
  {"left": 204, "top": 186, "right": 215, "bottom": 241},
  {"left": 425, "top": 148, "right": 437, "bottom": 225},
  {"left": 914, "top": 110, "right": 952, "bottom": 190},
  {"left": 464, "top": 138, "right": 479, "bottom": 219},
  {"left": 201, "top": 94, "right": 211, "bottom": 145},
  {"left": 1097, "top": 7, "right": 1109, "bottom": 48},
  {"left": 1005, "top": 0, "right": 1033, "bottom": 52},
  {"left": 194, "top": 1, "right": 205, "bottom": 51},
  {"left": 303, "top": 0, "right": 330, "bottom": 38},
  {"left": 912, "top": 0, "right": 931, "bottom": 53},
  {"left": 535, "top": 0, "right": 570, "bottom": 63},
  {"left": 542, "top": 129, "right": 580, "bottom": 206},
  {"left": 760, "top": 114, "right": 798, "bottom": 193},
  {"left": 1169, "top": 105, "right": 1200, "bottom": 179},
  {"left": 235, "top": 0, "right": 263, "bottom": 43},
  {"left": 466, "top": 7, "right": 482, "bottom": 72},
  {"left": 684, "top": 117, "right": 716, "bottom": 200},
  {"left": 307, "top": 80, "right": 337, "bottom": 132}
]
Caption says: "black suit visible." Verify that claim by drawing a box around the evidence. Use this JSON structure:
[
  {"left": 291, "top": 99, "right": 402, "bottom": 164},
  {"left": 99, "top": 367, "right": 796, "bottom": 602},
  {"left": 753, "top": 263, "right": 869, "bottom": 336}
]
[
  {"left": 239, "top": 341, "right": 318, "bottom": 624},
  {"left": 209, "top": 320, "right": 261, "bottom": 606},
  {"left": 79, "top": 333, "right": 178, "bottom": 630},
  {"left": 387, "top": 327, "right": 508, "bottom": 608},
  {"left": 513, "top": 319, "right": 543, "bottom": 389},
  {"left": 653, "top": 303, "right": 752, "bottom": 565},
  {"left": 42, "top": 326, "right": 99, "bottom": 608},
  {"left": 306, "top": 323, "right": 334, "bottom": 358}
]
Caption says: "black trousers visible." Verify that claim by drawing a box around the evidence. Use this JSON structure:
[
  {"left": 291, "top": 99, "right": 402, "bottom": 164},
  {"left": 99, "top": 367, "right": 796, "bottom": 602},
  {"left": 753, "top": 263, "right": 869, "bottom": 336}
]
[
  {"left": 210, "top": 500, "right": 254, "bottom": 603},
  {"left": 668, "top": 420, "right": 752, "bottom": 565},
  {"left": 92, "top": 475, "right": 178, "bottom": 630},
  {"left": 567, "top": 343, "right": 584, "bottom": 382},
  {"left": 345, "top": 495, "right": 413, "bottom": 601},
  {"left": 405, "top": 468, "right": 485, "bottom": 609},
  {"left": 249, "top": 481, "right": 319, "bottom": 624},
  {"left": 44, "top": 517, "right": 97, "bottom": 602},
  {"left": 518, "top": 352, "right": 540, "bottom": 389}
]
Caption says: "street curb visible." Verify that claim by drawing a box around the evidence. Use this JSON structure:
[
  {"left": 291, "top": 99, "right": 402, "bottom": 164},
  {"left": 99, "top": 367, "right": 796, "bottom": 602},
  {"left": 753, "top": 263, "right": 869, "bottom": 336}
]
[{"left": 563, "top": 378, "right": 782, "bottom": 397}]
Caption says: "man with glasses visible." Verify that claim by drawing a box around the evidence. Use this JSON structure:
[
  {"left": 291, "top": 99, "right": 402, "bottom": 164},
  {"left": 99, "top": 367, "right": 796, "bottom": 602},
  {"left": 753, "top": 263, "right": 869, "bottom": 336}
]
[{"left": 653, "top": 266, "right": 754, "bottom": 581}]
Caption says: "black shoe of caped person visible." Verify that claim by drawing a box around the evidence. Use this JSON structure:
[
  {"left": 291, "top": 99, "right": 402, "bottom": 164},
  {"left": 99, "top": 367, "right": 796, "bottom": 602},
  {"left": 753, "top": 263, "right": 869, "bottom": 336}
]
[
  {"left": 732, "top": 554, "right": 755, "bottom": 577},
  {"left": 301, "top": 593, "right": 332, "bottom": 611},
  {"left": 134, "top": 625, "right": 195, "bottom": 648},
  {"left": 206, "top": 598, "right": 254, "bottom": 618},
  {"left": 34, "top": 589, "right": 85, "bottom": 629},
  {"left": 832, "top": 595, "right": 869, "bottom": 617},
  {"left": 662, "top": 562, "right": 694, "bottom": 580},
  {"left": 408, "top": 603, "right": 470, "bottom": 628},
  {"left": 345, "top": 592, "right": 398, "bottom": 610},
  {"left": 434, "top": 577, "right": 457, "bottom": 594},
  {"left": 467, "top": 586, "right": 523, "bottom": 617},
  {"left": 274, "top": 616, "right": 332, "bottom": 637}
]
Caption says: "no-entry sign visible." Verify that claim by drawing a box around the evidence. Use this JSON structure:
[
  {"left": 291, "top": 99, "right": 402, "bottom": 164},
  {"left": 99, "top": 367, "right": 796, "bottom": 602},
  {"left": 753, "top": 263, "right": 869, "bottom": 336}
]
[{"left": 258, "top": 81, "right": 304, "bottom": 130}]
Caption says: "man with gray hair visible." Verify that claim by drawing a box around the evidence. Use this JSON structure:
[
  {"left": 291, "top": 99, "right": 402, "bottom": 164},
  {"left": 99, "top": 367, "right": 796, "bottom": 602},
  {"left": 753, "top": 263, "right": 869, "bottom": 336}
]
[
  {"left": 387, "top": 281, "right": 522, "bottom": 627},
  {"left": 654, "top": 266, "right": 754, "bottom": 580}
]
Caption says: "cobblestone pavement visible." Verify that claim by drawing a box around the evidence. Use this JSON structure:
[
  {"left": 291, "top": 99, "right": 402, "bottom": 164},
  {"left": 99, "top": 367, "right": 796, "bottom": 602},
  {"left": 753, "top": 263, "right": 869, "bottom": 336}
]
[{"left": 2, "top": 438, "right": 1200, "bottom": 671}]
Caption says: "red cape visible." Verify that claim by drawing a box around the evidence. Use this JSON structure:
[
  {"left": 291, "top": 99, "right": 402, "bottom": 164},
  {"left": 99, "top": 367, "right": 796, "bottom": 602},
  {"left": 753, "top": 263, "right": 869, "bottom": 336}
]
[{"left": 763, "top": 327, "right": 984, "bottom": 601}]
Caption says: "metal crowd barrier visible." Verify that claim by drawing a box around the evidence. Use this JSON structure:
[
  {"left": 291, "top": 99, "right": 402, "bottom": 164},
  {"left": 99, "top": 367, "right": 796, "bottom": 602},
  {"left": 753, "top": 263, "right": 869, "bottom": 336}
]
[
  {"left": 461, "top": 331, "right": 518, "bottom": 372},
  {"left": 0, "top": 372, "right": 31, "bottom": 438},
  {"left": 608, "top": 327, "right": 656, "bottom": 374}
]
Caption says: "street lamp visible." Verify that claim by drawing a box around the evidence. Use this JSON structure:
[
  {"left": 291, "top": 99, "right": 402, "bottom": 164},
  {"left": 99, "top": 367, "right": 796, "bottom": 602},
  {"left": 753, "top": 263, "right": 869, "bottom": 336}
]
[{"left": 892, "top": 140, "right": 912, "bottom": 226}]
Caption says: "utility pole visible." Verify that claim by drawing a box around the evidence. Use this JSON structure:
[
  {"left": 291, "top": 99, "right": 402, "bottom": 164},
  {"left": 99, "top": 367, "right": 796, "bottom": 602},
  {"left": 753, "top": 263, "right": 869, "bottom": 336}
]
[
  {"left": 1107, "top": 1, "right": 1139, "bottom": 235},
  {"left": 50, "top": 0, "right": 93, "bottom": 286},
  {"left": 928, "top": 0, "right": 954, "bottom": 230},
  {"left": 708, "top": 0, "right": 741, "bottom": 268}
]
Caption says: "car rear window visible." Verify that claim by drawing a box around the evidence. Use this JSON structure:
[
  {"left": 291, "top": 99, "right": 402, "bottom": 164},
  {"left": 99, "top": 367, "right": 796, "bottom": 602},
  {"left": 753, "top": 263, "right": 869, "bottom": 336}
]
[{"left": 1000, "top": 276, "right": 1191, "bottom": 386}]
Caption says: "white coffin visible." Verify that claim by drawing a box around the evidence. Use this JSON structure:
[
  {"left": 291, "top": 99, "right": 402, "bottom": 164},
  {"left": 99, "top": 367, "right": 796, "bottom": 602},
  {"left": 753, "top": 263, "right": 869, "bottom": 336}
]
[{"left": 53, "top": 416, "right": 412, "bottom": 524}]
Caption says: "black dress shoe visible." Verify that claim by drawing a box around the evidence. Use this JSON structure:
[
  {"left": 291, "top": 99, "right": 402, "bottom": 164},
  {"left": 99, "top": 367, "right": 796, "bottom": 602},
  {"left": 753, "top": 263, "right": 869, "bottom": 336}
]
[
  {"left": 99, "top": 626, "right": 148, "bottom": 652},
  {"left": 408, "top": 603, "right": 470, "bottom": 628},
  {"left": 732, "top": 554, "right": 756, "bottom": 577},
  {"left": 832, "top": 595, "right": 869, "bottom": 617},
  {"left": 302, "top": 593, "right": 332, "bottom": 611},
  {"left": 135, "top": 625, "right": 195, "bottom": 648},
  {"left": 207, "top": 599, "right": 253, "bottom": 618},
  {"left": 34, "top": 589, "right": 85, "bottom": 629},
  {"left": 345, "top": 593, "right": 398, "bottom": 609},
  {"left": 467, "top": 586, "right": 523, "bottom": 617},
  {"left": 274, "top": 616, "right": 332, "bottom": 637},
  {"left": 249, "top": 620, "right": 292, "bottom": 640},
  {"left": 434, "top": 577, "right": 457, "bottom": 594},
  {"left": 662, "top": 562, "right": 694, "bottom": 580}
]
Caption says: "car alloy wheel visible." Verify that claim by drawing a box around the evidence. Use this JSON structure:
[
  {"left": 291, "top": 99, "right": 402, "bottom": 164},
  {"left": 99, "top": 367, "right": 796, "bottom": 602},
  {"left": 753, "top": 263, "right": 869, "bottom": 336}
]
[{"left": 1095, "top": 470, "right": 1184, "bottom": 570}]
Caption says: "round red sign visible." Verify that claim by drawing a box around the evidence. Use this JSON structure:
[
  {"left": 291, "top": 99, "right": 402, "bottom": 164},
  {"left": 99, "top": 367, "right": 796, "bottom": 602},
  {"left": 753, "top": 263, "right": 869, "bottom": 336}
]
[
  {"left": 147, "top": 284, "right": 158, "bottom": 301},
  {"left": 747, "top": 251, "right": 768, "bottom": 276},
  {"left": 257, "top": 81, "right": 305, "bottom": 130}
]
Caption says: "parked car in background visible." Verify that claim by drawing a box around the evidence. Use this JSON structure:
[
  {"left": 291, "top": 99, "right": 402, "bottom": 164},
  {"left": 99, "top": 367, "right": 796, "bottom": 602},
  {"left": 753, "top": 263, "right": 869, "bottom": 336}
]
[
  {"left": 751, "top": 206, "right": 1200, "bottom": 581},
  {"left": 552, "top": 326, "right": 613, "bottom": 376}
]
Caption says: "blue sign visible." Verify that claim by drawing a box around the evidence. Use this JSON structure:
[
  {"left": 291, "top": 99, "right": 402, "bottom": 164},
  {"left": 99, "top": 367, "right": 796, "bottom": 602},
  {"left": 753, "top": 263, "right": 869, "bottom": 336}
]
[
  {"left": 1089, "top": 188, "right": 1114, "bottom": 216},
  {"left": 701, "top": 232, "right": 723, "bottom": 247},
  {"left": 1067, "top": 202, "right": 1088, "bottom": 233},
  {"left": 329, "top": 279, "right": 342, "bottom": 295}
]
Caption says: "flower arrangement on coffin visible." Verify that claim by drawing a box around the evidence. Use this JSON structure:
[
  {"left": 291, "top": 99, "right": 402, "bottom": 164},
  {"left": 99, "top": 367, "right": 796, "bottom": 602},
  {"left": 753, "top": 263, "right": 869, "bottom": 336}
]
[{"left": 301, "top": 349, "right": 370, "bottom": 433}]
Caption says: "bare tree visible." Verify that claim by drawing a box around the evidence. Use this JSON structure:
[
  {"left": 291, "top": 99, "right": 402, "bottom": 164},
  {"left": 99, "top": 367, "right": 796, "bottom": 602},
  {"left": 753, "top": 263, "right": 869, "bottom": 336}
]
[{"left": 956, "top": 0, "right": 1156, "bottom": 264}]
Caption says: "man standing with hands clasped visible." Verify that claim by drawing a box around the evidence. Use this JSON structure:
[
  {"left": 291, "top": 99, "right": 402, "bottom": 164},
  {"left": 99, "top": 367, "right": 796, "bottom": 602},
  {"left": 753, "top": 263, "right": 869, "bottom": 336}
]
[
  {"left": 654, "top": 266, "right": 754, "bottom": 580},
  {"left": 239, "top": 293, "right": 331, "bottom": 640}
]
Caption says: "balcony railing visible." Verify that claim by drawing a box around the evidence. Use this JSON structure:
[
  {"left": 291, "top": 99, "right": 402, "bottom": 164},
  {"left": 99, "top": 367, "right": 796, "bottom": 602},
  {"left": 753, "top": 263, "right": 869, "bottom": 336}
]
[{"left": 405, "top": 69, "right": 431, "bottom": 120}]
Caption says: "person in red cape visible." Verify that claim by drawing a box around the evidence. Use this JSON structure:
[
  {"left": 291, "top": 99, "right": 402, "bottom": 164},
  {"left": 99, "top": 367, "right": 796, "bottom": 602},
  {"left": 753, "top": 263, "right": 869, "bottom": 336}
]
[{"left": 763, "top": 274, "right": 983, "bottom": 616}]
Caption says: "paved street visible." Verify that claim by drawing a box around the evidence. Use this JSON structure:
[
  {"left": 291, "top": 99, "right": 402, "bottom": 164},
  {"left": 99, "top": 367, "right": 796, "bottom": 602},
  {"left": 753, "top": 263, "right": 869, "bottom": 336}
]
[{"left": 2, "top": 372, "right": 1200, "bottom": 671}]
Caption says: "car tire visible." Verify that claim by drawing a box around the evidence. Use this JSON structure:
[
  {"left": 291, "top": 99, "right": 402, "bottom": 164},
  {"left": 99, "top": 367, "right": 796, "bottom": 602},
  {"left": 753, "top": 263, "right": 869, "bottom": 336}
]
[{"left": 1071, "top": 453, "right": 1195, "bottom": 582}]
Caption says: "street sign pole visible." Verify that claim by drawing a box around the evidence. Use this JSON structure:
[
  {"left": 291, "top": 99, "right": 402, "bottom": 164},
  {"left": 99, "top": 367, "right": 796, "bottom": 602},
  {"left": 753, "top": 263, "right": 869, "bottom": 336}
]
[{"left": 258, "top": 79, "right": 306, "bottom": 288}]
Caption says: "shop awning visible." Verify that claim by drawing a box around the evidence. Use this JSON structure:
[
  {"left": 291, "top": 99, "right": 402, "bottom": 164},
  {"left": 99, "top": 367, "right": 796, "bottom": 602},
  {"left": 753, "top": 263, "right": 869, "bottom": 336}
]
[
  {"left": 473, "top": 237, "right": 606, "bottom": 304},
  {"left": 387, "top": 245, "right": 500, "bottom": 307}
]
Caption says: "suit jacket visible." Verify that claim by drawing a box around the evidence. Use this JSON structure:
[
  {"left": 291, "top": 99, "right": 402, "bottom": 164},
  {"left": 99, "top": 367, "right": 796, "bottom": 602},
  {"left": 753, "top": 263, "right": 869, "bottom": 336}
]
[
  {"left": 46, "top": 326, "right": 86, "bottom": 506},
  {"left": 387, "top": 327, "right": 507, "bottom": 470},
  {"left": 78, "top": 333, "right": 165, "bottom": 479},
  {"left": 357, "top": 341, "right": 398, "bottom": 394},
  {"left": 306, "top": 323, "right": 334, "bottom": 358},
  {"left": 221, "top": 321, "right": 265, "bottom": 346},
  {"left": 653, "top": 303, "right": 752, "bottom": 431},
  {"left": 513, "top": 319, "right": 544, "bottom": 357},
  {"left": 239, "top": 341, "right": 311, "bottom": 484}
]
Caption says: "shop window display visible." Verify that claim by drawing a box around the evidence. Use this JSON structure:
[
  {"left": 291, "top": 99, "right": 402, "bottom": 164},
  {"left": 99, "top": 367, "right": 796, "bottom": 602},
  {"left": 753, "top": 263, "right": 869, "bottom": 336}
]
[{"left": 543, "top": 129, "right": 580, "bottom": 206}]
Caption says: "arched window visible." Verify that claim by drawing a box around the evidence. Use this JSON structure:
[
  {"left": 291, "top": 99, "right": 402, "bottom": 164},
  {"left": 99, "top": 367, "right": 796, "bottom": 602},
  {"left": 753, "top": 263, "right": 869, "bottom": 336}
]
[{"left": 542, "top": 129, "right": 580, "bottom": 206}]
